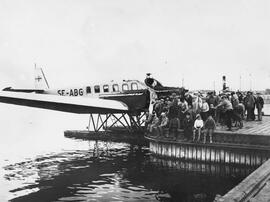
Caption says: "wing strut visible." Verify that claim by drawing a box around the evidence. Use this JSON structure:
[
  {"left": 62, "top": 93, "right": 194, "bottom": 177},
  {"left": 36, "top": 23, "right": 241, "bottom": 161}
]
[{"left": 86, "top": 112, "right": 146, "bottom": 133}]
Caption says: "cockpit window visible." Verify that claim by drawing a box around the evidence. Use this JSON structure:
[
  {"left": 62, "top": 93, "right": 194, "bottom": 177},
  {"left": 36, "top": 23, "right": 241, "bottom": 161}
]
[
  {"left": 86, "top": 86, "right": 91, "bottom": 94},
  {"left": 112, "top": 84, "right": 119, "bottom": 92},
  {"left": 122, "top": 84, "right": 129, "bottom": 91},
  {"left": 103, "top": 85, "right": 109, "bottom": 93},
  {"left": 94, "top": 85, "right": 100, "bottom": 93},
  {"left": 131, "top": 83, "right": 138, "bottom": 90}
]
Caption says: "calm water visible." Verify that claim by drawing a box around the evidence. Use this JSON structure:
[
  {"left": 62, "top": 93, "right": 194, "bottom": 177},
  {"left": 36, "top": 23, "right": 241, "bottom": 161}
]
[{"left": 1, "top": 104, "right": 268, "bottom": 202}]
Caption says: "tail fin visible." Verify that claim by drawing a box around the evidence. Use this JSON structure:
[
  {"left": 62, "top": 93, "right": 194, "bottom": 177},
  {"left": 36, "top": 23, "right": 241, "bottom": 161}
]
[{"left": 34, "top": 66, "right": 50, "bottom": 90}]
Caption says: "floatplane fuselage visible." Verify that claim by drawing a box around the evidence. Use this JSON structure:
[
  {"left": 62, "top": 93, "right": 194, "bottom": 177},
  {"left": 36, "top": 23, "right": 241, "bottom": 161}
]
[
  {"left": 0, "top": 69, "right": 184, "bottom": 115},
  {"left": 43, "top": 79, "right": 155, "bottom": 114}
]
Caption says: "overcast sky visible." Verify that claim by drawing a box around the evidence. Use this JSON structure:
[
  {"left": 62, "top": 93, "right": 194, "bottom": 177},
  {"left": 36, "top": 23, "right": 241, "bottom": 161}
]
[{"left": 0, "top": 0, "right": 269, "bottom": 91}]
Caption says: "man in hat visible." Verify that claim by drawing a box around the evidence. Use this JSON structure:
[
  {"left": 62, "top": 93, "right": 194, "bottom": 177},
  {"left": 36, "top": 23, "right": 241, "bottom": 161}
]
[
  {"left": 207, "top": 91, "right": 218, "bottom": 118},
  {"left": 216, "top": 96, "right": 233, "bottom": 131},
  {"left": 256, "top": 93, "right": 264, "bottom": 121},
  {"left": 245, "top": 91, "right": 256, "bottom": 121},
  {"left": 192, "top": 93, "right": 202, "bottom": 114}
]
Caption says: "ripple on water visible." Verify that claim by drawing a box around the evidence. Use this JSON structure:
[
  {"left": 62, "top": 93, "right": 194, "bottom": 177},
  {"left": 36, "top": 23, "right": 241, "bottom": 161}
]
[
  {"left": 2, "top": 139, "right": 253, "bottom": 202},
  {"left": 99, "top": 173, "right": 115, "bottom": 177},
  {"left": 92, "top": 180, "right": 108, "bottom": 184}
]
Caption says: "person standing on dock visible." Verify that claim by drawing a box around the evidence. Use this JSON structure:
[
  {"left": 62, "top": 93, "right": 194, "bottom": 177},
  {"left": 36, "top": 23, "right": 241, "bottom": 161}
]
[
  {"left": 207, "top": 91, "right": 218, "bottom": 119},
  {"left": 168, "top": 98, "right": 179, "bottom": 120},
  {"left": 192, "top": 92, "right": 202, "bottom": 114},
  {"left": 251, "top": 92, "right": 257, "bottom": 121},
  {"left": 231, "top": 92, "right": 239, "bottom": 108},
  {"left": 154, "top": 98, "right": 165, "bottom": 117},
  {"left": 157, "top": 112, "right": 169, "bottom": 137},
  {"left": 245, "top": 91, "right": 256, "bottom": 121},
  {"left": 169, "top": 117, "right": 181, "bottom": 140},
  {"left": 186, "top": 105, "right": 196, "bottom": 122},
  {"left": 185, "top": 92, "right": 193, "bottom": 107},
  {"left": 183, "top": 112, "right": 193, "bottom": 141},
  {"left": 204, "top": 115, "right": 216, "bottom": 143},
  {"left": 148, "top": 112, "right": 160, "bottom": 134},
  {"left": 216, "top": 96, "right": 233, "bottom": 131},
  {"left": 193, "top": 114, "right": 204, "bottom": 141},
  {"left": 200, "top": 98, "right": 209, "bottom": 121},
  {"left": 144, "top": 111, "right": 154, "bottom": 131},
  {"left": 256, "top": 93, "right": 264, "bottom": 121},
  {"left": 178, "top": 97, "right": 188, "bottom": 127},
  {"left": 231, "top": 92, "right": 243, "bottom": 128}
]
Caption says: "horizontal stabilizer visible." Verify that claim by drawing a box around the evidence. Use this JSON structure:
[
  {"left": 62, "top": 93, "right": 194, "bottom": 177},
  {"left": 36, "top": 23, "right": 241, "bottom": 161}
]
[
  {"left": 0, "top": 91, "right": 128, "bottom": 114},
  {"left": 3, "top": 87, "right": 44, "bottom": 93}
]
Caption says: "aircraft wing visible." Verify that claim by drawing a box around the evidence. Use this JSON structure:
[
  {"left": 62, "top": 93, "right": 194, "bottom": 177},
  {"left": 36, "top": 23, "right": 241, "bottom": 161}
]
[{"left": 0, "top": 91, "right": 128, "bottom": 114}]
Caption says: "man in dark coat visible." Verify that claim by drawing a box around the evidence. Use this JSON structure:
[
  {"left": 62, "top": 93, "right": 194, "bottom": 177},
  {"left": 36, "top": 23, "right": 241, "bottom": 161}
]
[
  {"left": 256, "top": 93, "right": 264, "bottom": 121},
  {"left": 182, "top": 112, "right": 194, "bottom": 140},
  {"left": 168, "top": 98, "right": 179, "bottom": 120},
  {"left": 207, "top": 92, "right": 218, "bottom": 120},
  {"left": 245, "top": 92, "right": 256, "bottom": 121},
  {"left": 185, "top": 93, "right": 193, "bottom": 107},
  {"left": 251, "top": 92, "right": 257, "bottom": 121}
]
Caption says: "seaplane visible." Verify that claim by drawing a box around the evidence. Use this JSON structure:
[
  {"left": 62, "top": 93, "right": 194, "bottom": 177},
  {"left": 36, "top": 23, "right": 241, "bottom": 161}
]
[{"left": 0, "top": 68, "right": 185, "bottom": 132}]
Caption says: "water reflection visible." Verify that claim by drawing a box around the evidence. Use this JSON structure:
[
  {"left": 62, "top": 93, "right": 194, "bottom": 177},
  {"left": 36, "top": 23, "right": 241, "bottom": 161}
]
[{"left": 3, "top": 140, "right": 257, "bottom": 202}]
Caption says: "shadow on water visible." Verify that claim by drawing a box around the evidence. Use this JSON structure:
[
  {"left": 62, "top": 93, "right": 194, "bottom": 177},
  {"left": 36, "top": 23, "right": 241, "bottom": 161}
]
[{"left": 3, "top": 140, "right": 259, "bottom": 202}]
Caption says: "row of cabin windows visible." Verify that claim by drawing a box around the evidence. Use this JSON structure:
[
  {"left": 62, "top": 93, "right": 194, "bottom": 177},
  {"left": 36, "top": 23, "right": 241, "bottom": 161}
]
[{"left": 86, "top": 83, "right": 138, "bottom": 94}]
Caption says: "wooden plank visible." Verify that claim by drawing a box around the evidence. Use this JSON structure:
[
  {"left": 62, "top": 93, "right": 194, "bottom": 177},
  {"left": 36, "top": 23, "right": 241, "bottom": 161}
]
[
  {"left": 218, "top": 159, "right": 270, "bottom": 202},
  {"left": 253, "top": 124, "right": 270, "bottom": 134}
]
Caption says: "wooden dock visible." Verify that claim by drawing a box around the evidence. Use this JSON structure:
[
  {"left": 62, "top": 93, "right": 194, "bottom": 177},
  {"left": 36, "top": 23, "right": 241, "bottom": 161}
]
[
  {"left": 145, "top": 116, "right": 270, "bottom": 166},
  {"left": 213, "top": 116, "right": 270, "bottom": 146},
  {"left": 216, "top": 116, "right": 270, "bottom": 136},
  {"left": 147, "top": 116, "right": 270, "bottom": 145}
]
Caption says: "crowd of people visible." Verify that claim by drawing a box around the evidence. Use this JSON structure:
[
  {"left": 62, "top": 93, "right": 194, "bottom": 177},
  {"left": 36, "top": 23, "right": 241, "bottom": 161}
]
[{"left": 145, "top": 91, "right": 265, "bottom": 144}]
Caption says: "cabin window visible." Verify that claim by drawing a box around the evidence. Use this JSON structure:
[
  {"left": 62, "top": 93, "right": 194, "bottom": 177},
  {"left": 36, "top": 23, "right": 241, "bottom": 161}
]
[
  {"left": 131, "top": 83, "right": 138, "bottom": 90},
  {"left": 103, "top": 85, "right": 109, "bottom": 93},
  {"left": 122, "top": 84, "right": 129, "bottom": 91},
  {"left": 112, "top": 84, "right": 119, "bottom": 92},
  {"left": 94, "top": 85, "right": 100, "bottom": 93},
  {"left": 86, "top": 86, "right": 91, "bottom": 94}
]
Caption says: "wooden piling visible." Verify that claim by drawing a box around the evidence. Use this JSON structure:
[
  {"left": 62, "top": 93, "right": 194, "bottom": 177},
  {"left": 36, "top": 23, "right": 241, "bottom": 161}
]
[{"left": 147, "top": 136, "right": 270, "bottom": 166}]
